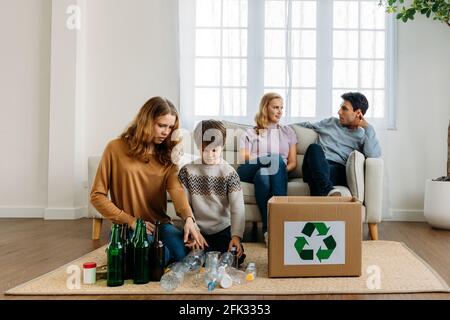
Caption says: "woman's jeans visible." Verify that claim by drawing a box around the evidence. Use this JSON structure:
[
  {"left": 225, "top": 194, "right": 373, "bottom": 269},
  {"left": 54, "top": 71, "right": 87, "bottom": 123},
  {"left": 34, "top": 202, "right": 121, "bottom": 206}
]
[
  {"left": 237, "top": 154, "right": 288, "bottom": 233},
  {"left": 302, "top": 143, "right": 347, "bottom": 196},
  {"left": 111, "top": 222, "right": 187, "bottom": 266}
]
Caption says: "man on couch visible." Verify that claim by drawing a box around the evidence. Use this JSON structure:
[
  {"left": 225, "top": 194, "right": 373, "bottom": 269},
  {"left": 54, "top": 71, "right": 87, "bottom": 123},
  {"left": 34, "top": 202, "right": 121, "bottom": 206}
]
[{"left": 296, "top": 92, "right": 382, "bottom": 196}]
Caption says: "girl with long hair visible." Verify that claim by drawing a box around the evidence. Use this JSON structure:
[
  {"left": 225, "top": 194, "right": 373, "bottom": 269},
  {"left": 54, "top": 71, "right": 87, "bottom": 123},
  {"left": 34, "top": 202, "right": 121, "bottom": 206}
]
[{"left": 91, "top": 96, "right": 207, "bottom": 263}]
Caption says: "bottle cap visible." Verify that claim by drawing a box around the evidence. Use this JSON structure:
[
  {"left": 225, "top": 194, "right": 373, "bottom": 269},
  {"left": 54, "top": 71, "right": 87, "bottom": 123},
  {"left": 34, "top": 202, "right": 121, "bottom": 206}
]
[
  {"left": 207, "top": 281, "right": 216, "bottom": 291},
  {"left": 83, "top": 262, "right": 97, "bottom": 269}
]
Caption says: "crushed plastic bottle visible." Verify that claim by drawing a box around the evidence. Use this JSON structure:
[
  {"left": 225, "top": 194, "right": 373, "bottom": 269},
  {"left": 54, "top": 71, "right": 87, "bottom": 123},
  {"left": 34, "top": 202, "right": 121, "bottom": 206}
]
[
  {"left": 183, "top": 249, "right": 205, "bottom": 273},
  {"left": 218, "top": 251, "right": 234, "bottom": 268},
  {"left": 217, "top": 265, "right": 233, "bottom": 289},
  {"left": 226, "top": 267, "right": 246, "bottom": 285},
  {"left": 159, "top": 261, "right": 190, "bottom": 292}
]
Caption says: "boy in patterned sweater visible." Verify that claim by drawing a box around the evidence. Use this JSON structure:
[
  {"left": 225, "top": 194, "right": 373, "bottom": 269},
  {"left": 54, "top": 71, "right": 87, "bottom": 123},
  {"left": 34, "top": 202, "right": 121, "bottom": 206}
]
[{"left": 179, "top": 120, "right": 246, "bottom": 263}]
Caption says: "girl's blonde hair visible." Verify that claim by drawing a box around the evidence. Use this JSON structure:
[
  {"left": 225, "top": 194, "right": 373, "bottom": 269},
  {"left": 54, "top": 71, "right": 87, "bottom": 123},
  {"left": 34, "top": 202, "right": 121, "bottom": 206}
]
[
  {"left": 254, "top": 92, "right": 283, "bottom": 134},
  {"left": 120, "top": 96, "right": 180, "bottom": 165}
]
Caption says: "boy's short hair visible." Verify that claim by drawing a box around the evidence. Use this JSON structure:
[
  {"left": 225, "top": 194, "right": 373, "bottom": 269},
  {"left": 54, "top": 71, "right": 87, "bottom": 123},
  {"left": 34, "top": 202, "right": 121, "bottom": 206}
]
[
  {"left": 194, "top": 120, "right": 227, "bottom": 150},
  {"left": 341, "top": 92, "right": 369, "bottom": 115}
]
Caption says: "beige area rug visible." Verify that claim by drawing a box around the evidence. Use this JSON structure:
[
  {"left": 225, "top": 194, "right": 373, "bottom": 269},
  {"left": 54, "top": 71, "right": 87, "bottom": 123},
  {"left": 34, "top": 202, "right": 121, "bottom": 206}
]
[{"left": 6, "top": 241, "right": 450, "bottom": 295}]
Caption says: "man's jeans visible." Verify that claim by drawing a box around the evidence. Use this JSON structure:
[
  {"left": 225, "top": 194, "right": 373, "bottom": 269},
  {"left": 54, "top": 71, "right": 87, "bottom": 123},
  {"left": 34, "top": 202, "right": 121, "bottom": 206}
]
[
  {"left": 113, "top": 222, "right": 187, "bottom": 266},
  {"left": 302, "top": 144, "right": 347, "bottom": 196},
  {"left": 237, "top": 154, "right": 288, "bottom": 233}
]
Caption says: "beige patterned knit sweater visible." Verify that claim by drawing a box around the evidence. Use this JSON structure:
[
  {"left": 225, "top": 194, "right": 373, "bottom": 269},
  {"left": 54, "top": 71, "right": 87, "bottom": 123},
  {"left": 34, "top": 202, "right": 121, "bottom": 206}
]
[{"left": 179, "top": 159, "right": 245, "bottom": 238}]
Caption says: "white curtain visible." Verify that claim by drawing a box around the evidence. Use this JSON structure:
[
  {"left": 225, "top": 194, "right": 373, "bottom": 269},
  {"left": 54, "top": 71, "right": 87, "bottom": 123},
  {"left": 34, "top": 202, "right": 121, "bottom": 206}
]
[{"left": 178, "top": 0, "right": 394, "bottom": 131}]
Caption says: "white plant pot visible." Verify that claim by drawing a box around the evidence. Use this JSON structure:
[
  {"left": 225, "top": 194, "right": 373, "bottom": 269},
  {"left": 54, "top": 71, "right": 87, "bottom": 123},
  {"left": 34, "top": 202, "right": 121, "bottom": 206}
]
[{"left": 424, "top": 179, "right": 450, "bottom": 230}]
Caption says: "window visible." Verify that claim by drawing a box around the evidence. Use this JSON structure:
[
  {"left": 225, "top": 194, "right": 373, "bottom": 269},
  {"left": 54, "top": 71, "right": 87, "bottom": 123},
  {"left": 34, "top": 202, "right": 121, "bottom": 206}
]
[{"left": 179, "top": 0, "right": 395, "bottom": 130}]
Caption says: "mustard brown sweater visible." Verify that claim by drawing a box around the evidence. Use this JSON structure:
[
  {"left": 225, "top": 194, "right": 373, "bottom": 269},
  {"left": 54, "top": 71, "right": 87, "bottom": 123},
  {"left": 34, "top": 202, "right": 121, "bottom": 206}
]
[{"left": 90, "top": 138, "right": 194, "bottom": 226}]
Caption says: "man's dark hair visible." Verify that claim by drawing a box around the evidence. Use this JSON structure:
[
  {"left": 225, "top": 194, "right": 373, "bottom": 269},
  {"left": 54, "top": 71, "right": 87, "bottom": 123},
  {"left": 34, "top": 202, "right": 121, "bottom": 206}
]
[
  {"left": 194, "top": 120, "right": 227, "bottom": 150},
  {"left": 341, "top": 92, "right": 369, "bottom": 115}
]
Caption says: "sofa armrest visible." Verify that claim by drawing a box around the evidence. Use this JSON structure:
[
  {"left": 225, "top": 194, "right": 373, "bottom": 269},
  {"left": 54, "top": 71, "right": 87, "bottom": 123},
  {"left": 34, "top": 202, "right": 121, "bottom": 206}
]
[
  {"left": 364, "top": 158, "right": 384, "bottom": 224},
  {"left": 346, "top": 150, "right": 365, "bottom": 202},
  {"left": 88, "top": 156, "right": 104, "bottom": 219}
]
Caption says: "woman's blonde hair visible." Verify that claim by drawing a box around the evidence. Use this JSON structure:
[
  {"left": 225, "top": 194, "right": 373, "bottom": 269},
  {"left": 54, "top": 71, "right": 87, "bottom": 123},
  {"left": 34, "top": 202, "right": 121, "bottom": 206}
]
[
  {"left": 254, "top": 92, "right": 283, "bottom": 134},
  {"left": 120, "top": 96, "right": 180, "bottom": 166}
]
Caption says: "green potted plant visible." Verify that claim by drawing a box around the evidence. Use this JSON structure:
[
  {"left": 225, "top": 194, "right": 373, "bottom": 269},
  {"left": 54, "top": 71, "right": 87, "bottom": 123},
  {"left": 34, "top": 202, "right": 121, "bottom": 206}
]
[{"left": 379, "top": 0, "right": 450, "bottom": 27}]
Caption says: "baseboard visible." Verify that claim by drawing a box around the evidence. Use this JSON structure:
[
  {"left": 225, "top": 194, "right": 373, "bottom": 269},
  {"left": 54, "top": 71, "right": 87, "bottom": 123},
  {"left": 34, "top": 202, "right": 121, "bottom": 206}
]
[
  {"left": 384, "top": 209, "right": 426, "bottom": 222},
  {"left": 0, "top": 206, "right": 45, "bottom": 218},
  {"left": 44, "top": 206, "right": 87, "bottom": 220}
]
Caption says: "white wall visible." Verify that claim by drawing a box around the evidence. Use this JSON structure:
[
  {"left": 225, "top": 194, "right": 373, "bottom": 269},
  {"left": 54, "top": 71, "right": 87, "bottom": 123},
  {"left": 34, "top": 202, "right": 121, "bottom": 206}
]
[
  {"left": 0, "top": 0, "right": 449, "bottom": 220},
  {"left": 385, "top": 16, "right": 450, "bottom": 221},
  {"left": 0, "top": 0, "right": 51, "bottom": 216},
  {"left": 84, "top": 0, "right": 179, "bottom": 159}
]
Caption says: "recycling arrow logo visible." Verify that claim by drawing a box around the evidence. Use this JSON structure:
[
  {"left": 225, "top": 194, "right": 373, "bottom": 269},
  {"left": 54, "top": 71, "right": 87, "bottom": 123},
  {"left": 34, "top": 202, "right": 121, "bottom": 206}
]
[{"left": 294, "top": 222, "right": 337, "bottom": 262}]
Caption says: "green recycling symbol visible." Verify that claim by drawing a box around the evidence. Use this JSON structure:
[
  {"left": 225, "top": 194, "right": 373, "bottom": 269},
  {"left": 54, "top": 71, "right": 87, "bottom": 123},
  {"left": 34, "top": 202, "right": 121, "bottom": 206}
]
[{"left": 294, "top": 222, "right": 337, "bottom": 262}]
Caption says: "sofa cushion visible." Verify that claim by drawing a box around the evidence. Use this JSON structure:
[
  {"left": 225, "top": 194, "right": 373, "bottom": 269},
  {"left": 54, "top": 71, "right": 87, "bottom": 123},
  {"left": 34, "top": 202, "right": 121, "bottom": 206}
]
[
  {"left": 222, "top": 120, "right": 253, "bottom": 152},
  {"left": 241, "top": 179, "right": 351, "bottom": 204},
  {"left": 288, "top": 154, "right": 304, "bottom": 179},
  {"left": 288, "top": 125, "right": 318, "bottom": 179},
  {"left": 289, "top": 124, "right": 318, "bottom": 154},
  {"left": 241, "top": 179, "right": 310, "bottom": 204},
  {"left": 346, "top": 150, "right": 365, "bottom": 202}
]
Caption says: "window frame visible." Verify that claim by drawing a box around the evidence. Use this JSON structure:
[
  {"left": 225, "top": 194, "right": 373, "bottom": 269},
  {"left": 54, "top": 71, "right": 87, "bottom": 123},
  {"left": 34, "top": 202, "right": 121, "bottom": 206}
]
[{"left": 179, "top": 0, "right": 397, "bottom": 130}]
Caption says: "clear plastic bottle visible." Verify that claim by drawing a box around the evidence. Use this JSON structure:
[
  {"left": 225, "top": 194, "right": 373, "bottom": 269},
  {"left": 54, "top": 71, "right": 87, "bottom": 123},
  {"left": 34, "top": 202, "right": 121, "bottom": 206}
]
[
  {"left": 245, "top": 262, "right": 257, "bottom": 281},
  {"left": 183, "top": 249, "right": 205, "bottom": 273},
  {"left": 159, "top": 261, "right": 190, "bottom": 292},
  {"left": 204, "top": 251, "right": 220, "bottom": 291},
  {"left": 204, "top": 267, "right": 219, "bottom": 291},
  {"left": 218, "top": 251, "right": 234, "bottom": 268},
  {"left": 217, "top": 266, "right": 233, "bottom": 289},
  {"left": 226, "top": 267, "right": 246, "bottom": 285}
]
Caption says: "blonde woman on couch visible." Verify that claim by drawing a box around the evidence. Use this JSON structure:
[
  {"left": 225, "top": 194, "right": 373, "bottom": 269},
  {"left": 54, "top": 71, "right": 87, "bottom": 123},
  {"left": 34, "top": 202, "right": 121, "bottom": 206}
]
[
  {"left": 91, "top": 96, "right": 207, "bottom": 264},
  {"left": 237, "top": 92, "right": 298, "bottom": 246}
]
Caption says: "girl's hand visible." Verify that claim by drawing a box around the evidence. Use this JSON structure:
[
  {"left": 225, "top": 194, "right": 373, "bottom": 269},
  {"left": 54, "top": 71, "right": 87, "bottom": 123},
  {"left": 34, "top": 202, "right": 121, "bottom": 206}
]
[
  {"left": 145, "top": 221, "right": 155, "bottom": 235},
  {"left": 183, "top": 217, "right": 208, "bottom": 249},
  {"left": 130, "top": 219, "right": 154, "bottom": 235}
]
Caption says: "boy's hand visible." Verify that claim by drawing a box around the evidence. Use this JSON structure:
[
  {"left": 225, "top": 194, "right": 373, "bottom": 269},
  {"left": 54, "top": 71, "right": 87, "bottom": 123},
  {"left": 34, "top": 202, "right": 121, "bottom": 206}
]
[{"left": 228, "top": 236, "right": 243, "bottom": 257}]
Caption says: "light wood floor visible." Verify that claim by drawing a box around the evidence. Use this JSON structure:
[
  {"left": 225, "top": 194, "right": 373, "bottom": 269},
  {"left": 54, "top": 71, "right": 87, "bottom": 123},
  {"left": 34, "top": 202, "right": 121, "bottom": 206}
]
[{"left": 1, "top": 218, "right": 449, "bottom": 300}]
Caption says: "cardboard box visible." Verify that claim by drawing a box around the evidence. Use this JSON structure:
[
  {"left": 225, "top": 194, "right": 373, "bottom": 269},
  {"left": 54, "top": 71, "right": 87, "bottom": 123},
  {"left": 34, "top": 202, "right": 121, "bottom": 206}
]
[{"left": 268, "top": 196, "right": 362, "bottom": 278}]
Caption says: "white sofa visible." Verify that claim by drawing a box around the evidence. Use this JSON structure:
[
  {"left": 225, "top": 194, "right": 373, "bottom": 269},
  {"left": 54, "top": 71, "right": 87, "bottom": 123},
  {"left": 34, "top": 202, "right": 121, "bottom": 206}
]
[{"left": 88, "top": 121, "right": 383, "bottom": 241}]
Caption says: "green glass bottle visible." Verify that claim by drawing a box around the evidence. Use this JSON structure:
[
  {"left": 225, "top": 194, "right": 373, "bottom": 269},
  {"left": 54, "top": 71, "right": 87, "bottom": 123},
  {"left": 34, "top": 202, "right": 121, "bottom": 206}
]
[
  {"left": 149, "top": 220, "right": 166, "bottom": 281},
  {"left": 107, "top": 223, "right": 124, "bottom": 287},
  {"left": 120, "top": 224, "right": 133, "bottom": 280},
  {"left": 133, "top": 219, "right": 150, "bottom": 284}
]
